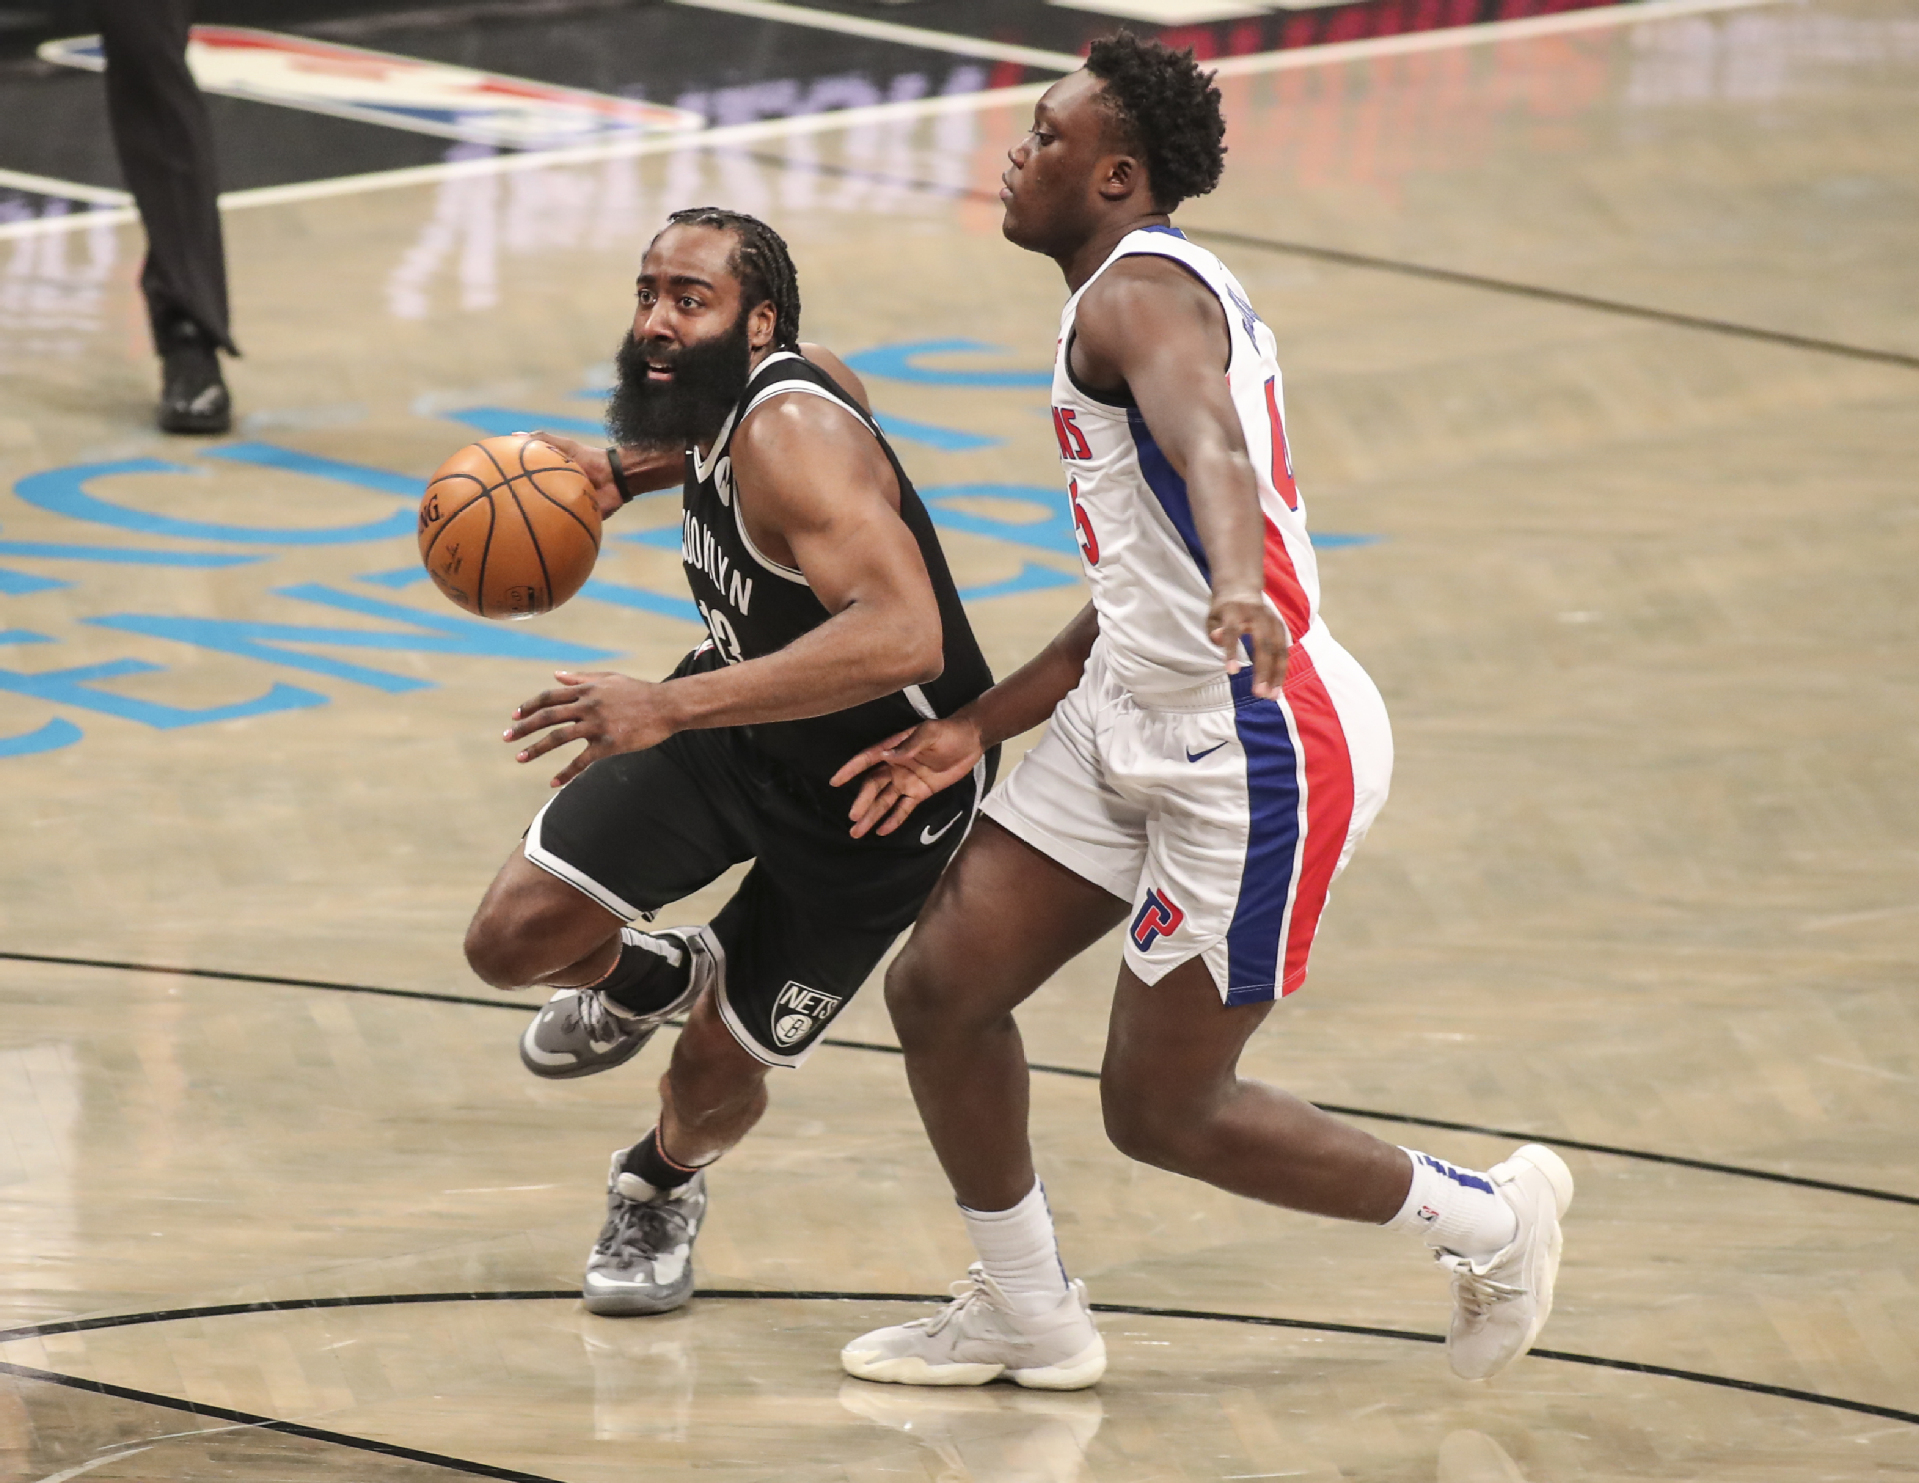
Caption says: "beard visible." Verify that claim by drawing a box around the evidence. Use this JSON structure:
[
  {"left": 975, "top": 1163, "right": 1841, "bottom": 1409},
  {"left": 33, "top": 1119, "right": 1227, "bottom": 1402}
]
[{"left": 604, "top": 312, "right": 754, "bottom": 450}]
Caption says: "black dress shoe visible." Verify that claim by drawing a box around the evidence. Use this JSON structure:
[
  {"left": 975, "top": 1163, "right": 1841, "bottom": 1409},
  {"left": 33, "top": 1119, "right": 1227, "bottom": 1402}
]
[{"left": 158, "top": 340, "right": 231, "bottom": 434}]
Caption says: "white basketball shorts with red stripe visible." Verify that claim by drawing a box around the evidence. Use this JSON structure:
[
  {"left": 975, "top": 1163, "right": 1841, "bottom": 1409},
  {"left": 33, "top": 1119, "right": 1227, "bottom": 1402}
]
[{"left": 981, "top": 629, "right": 1392, "bottom": 1002}]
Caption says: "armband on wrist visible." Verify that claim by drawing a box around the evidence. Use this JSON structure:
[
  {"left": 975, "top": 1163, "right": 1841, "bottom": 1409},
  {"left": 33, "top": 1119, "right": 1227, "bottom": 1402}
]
[{"left": 604, "top": 447, "right": 636, "bottom": 505}]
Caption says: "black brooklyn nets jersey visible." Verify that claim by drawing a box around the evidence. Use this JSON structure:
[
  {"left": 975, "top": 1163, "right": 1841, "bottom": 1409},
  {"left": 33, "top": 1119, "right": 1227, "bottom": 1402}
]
[{"left": 675, "top": 351, "right": 994, "bottom": 780}]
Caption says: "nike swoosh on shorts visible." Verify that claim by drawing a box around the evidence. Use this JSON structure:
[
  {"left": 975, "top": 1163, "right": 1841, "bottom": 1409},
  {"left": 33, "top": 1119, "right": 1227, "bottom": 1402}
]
[
  {"left": 1186, "top": 742, "right": 1228, "bottom": 762},
  {"left": 919, "top": 813, "right": 962, "bottom": 845}
]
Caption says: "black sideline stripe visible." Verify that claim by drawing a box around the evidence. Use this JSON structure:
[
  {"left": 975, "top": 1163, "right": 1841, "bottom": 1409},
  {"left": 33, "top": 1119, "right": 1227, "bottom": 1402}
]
[
  {"left": 3, "top": 1292, "right": 1915, "bottom": 1430},
  {"left": 808, "top": 1037, "right": 1919, "bottom": 1210},
  {"left": 727, "top": 147, "right": 1919, "bottom": 373},
  {"left": 0, "top": 1360, "right": 567, "bottom": 1483},
  {"left": 8, "top": 949, "right": 1916, "bottom": 1210},
  {"left": 1184, "top": 225, "right": 1919, "bottom": 372},
  {"left": 0, "top": 950, "right": 513, "bottom": 1011}
]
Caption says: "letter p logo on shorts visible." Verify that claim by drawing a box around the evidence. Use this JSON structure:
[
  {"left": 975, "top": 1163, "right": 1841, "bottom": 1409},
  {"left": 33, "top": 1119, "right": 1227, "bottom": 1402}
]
[{"left": 1129, "top": 888, "right": 1185, "bottom": 952}]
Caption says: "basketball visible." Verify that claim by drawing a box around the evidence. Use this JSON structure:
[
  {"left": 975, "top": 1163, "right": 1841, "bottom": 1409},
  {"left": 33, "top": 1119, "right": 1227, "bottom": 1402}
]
[{"left": 418, "top": 434, "right": 602, "bottom": 619}]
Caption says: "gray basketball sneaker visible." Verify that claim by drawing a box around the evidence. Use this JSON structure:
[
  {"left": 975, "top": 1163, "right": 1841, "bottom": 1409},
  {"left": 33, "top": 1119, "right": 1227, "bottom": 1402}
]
[
  {"left": 582, "top": 1153, "right": 708, "bottom": 1316},
  {"left": 518, "top": 926, "right": 715, "bottom": 1079}
]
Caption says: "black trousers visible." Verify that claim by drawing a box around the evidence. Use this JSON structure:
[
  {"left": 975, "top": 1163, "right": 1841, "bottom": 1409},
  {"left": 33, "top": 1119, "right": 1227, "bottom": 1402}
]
[{"left": 96, "top": 0, "right": 237, "bottom": 354}]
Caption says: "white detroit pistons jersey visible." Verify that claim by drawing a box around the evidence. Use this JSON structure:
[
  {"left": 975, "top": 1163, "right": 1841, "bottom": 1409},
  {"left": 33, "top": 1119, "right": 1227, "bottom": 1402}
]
[
  {"left": 1050, "top": 225, "right": 1319, "bottom": 698},
  {"left": 979, "top": 223, "right": 1393, "bottom": 1002}
]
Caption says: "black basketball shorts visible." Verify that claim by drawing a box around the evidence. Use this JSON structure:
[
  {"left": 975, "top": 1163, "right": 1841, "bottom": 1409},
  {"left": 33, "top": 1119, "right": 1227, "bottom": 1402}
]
[{"left": 523, "top": 723, "right": 992, "bottom": 1068}]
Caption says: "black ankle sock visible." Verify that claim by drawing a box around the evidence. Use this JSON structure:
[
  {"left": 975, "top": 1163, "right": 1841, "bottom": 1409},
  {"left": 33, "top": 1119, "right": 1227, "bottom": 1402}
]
[
  {"left": 597, "top": 929, "right": 693, "bottom": 1017},
  {"left": 621, "top": 1126, "right": 702, "bottom": 1191}
]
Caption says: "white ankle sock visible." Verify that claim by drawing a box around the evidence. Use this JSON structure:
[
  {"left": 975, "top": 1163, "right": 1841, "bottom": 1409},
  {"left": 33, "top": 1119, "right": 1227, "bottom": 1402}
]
[
  {"left": 960, "top": 1181, "right": 1071, "bottom": 1316},
  {"left": 1385, "top": 1148, "right": 1517, "bottom": 1260}
]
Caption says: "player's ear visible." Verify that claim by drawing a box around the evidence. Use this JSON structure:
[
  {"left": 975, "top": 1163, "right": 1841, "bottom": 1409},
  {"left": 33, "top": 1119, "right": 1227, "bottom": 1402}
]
[
  {"left": 1098, "top": 153, "right": 1144, "bottom": 204},
  {"left": 746, "top": 299, "right": 778, "bottom": 352}
]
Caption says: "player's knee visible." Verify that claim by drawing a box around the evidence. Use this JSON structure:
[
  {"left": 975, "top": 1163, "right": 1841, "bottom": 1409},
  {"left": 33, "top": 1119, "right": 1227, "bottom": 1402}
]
[
  {"left": 882, "top": 942, "right": 949, "bottom": 1044},
  {"left": 462, "top": 892, "right": 561, "bottom": 989},
  {"left": 462, "top": 907, "right": 525, "bottom": 989},
  {"left": 1099, "top": 1073, "right": 1195, "bottom": 1171}
]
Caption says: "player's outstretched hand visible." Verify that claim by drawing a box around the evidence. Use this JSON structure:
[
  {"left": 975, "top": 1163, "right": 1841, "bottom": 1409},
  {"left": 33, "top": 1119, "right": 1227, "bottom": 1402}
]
[
  {"left": 505, "top": 669, "right": 676, "bottom": 787},
  {"left": 830, "top": 715, "right": 985, "bottom": 838},
  {"left": 528, "top": 432, "right": 623, "bottom": 519},
  {"left": 1208, "top": 591, "right": 1289, "bottom": 698}
]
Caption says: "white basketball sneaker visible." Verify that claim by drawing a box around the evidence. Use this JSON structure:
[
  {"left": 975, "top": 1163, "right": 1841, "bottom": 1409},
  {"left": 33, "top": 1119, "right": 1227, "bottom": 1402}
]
[
  {"left": 1438, "top": 1144, "right": 1574, "bottom": 1380},
  {"left": 841, "top": 1266, "right": 1106, "bottom": 1390}
]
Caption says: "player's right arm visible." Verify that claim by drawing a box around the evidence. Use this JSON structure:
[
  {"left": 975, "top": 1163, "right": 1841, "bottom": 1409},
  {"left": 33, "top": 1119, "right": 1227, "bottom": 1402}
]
[
  {"left": 530, "top": 433, "right": 682, "bottom": 519},
  {"left": 831, "top": 602, "right": 1099, "bottom": 837},
  {"left": 1071, "top": 257, "right": 1288, "bottom": 699}
]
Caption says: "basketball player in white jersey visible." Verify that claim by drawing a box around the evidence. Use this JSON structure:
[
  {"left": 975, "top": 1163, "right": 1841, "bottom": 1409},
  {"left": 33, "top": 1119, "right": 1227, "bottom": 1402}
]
[{"left": 832, "top": 34, "right": 1572, "bottom": 1389}]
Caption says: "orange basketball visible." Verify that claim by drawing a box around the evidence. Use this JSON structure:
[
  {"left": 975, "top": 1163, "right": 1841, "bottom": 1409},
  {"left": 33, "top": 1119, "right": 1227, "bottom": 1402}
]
[{"left": 418, "top": 435, "right": 602, "bottom": 620}]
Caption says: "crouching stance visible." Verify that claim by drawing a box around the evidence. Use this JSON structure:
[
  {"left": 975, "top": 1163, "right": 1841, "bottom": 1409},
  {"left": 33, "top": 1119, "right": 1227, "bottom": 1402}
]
[
  {"left": 464, "top": 209, "right": 993, "bottom": 1315},
  {"left": 830, "top": 38, "right": 1571, "bottom": 1389}
]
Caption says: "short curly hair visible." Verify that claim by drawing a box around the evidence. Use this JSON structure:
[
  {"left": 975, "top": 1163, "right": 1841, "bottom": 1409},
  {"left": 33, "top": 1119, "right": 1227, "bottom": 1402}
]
[{"left": 1083, "top": 31, "right": 1226, "bottom": 211}]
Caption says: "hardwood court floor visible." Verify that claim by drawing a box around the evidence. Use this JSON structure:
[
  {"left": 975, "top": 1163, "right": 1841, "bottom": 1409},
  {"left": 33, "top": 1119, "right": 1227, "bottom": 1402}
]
[{"left": 3, "top": 2, "right": 1917, "bottom": 1479}]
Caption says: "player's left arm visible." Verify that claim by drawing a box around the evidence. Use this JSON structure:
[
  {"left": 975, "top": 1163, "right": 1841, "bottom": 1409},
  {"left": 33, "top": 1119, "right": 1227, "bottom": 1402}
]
[
  {"left": 505, "top": 395, "right": 943, "bottom": 785},
  {"left": 1073, "top": 259, "right": 1287, "bottom": 697}
]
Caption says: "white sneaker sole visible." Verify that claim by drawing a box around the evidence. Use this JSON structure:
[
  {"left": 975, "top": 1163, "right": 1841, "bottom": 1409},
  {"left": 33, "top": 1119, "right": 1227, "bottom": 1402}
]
[
  {"left": 840, "top": 1335, "right": 1106, "bottom": 1391},
  {"left": 581, "top": 1281, "right": 694, "bottom": 1317},
  {"left": 1508, "top": 1143, "right": 1573, "bottom": 1362}
]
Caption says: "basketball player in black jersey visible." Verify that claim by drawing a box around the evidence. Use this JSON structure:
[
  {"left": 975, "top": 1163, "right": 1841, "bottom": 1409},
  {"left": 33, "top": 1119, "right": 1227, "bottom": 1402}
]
[{"left": 461, "top": 208, "right": 996, "bottom": 1316}]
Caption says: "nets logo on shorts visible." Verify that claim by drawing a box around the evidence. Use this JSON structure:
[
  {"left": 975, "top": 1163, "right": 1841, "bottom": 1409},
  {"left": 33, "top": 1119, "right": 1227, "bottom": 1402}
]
[
  {"left": 771, "top": 982, "right": 843, "bottom": 1049},
  {"left": 1130, "top": 888, "right": 1185, "bottom": 952}
]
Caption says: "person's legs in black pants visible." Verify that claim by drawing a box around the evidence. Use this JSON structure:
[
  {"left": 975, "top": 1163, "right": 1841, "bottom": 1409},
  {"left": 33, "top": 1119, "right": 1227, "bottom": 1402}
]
[{"left": 96, "top": 0, "right": 236, "bottom": 433}]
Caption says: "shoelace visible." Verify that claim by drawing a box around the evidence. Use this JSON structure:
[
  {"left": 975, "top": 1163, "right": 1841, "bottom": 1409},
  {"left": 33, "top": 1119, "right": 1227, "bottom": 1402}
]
[
  {"left": 1439, "top": 1253, "right": 1524, "bottom": 1316},
  {"left": 572, "top": 989, "right": 635, "bottom": 1043},
  {"left": 915, "top": 1263, "right": 1006, "bottom": 1336},
  {"left": 601, "top": 1191, "right": 689, "bottom": 1263}
]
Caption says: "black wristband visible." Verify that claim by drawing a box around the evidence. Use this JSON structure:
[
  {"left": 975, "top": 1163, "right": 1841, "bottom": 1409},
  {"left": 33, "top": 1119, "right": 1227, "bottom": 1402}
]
[{"left": 605, "top": 447, "right": 636, "bottom": 505}]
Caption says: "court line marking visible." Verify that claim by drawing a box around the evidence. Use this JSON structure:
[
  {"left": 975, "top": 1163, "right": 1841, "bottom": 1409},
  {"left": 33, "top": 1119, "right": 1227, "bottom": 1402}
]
[
  {"left": 0, "top": 949, "right": 515, "bottom": 1011},
  {"left": 666, "top": 0, "right": 1082, "bottom": 70},
  {"left": 720, "top": 143, "right": 1919, "bottom": 374},
  {"left": 0, "top": 1360, "right": 565, "bottom": 1483},
  {"left": 1185, "top": 225, "right": 1919, "bottom": 372},
  {"left": 6, "top": 947, "right": 1916, "bottom": 1210},
  {"left": 24, "top": 1444, "right": 153, "bottom": 1483},
  {"left": 0, "top": 167, "right": 132, "bottom": 207},
  {"left": 5, "top": 1293, "right": 1917, "bottom": 1427},
  {"left": 15, "top": 11, "right": 1888, "bottom": 372},
  {"left": 0, "top": 0, "right": 1780, "bottom": 244}
]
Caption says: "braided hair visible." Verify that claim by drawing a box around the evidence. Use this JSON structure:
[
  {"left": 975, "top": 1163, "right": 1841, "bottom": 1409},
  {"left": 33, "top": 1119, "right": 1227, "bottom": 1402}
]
[
  {"left": 663, "top": 206, "right": 802, "bottom": 350},
  {"left": 1084, "top": 31, "right": 1226, "bottom": 211}
]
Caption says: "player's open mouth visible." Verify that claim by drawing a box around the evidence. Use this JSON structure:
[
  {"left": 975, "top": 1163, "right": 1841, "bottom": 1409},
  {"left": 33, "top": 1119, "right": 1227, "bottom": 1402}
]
[{"left": 646, "top": 362, "right": 674, "bottom": 381}]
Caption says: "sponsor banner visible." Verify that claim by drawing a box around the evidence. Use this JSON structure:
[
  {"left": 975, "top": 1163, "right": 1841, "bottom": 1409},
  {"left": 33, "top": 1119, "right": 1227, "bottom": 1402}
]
[{"left": 38, "top": 27, "right": 704, "bottom": 151}]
